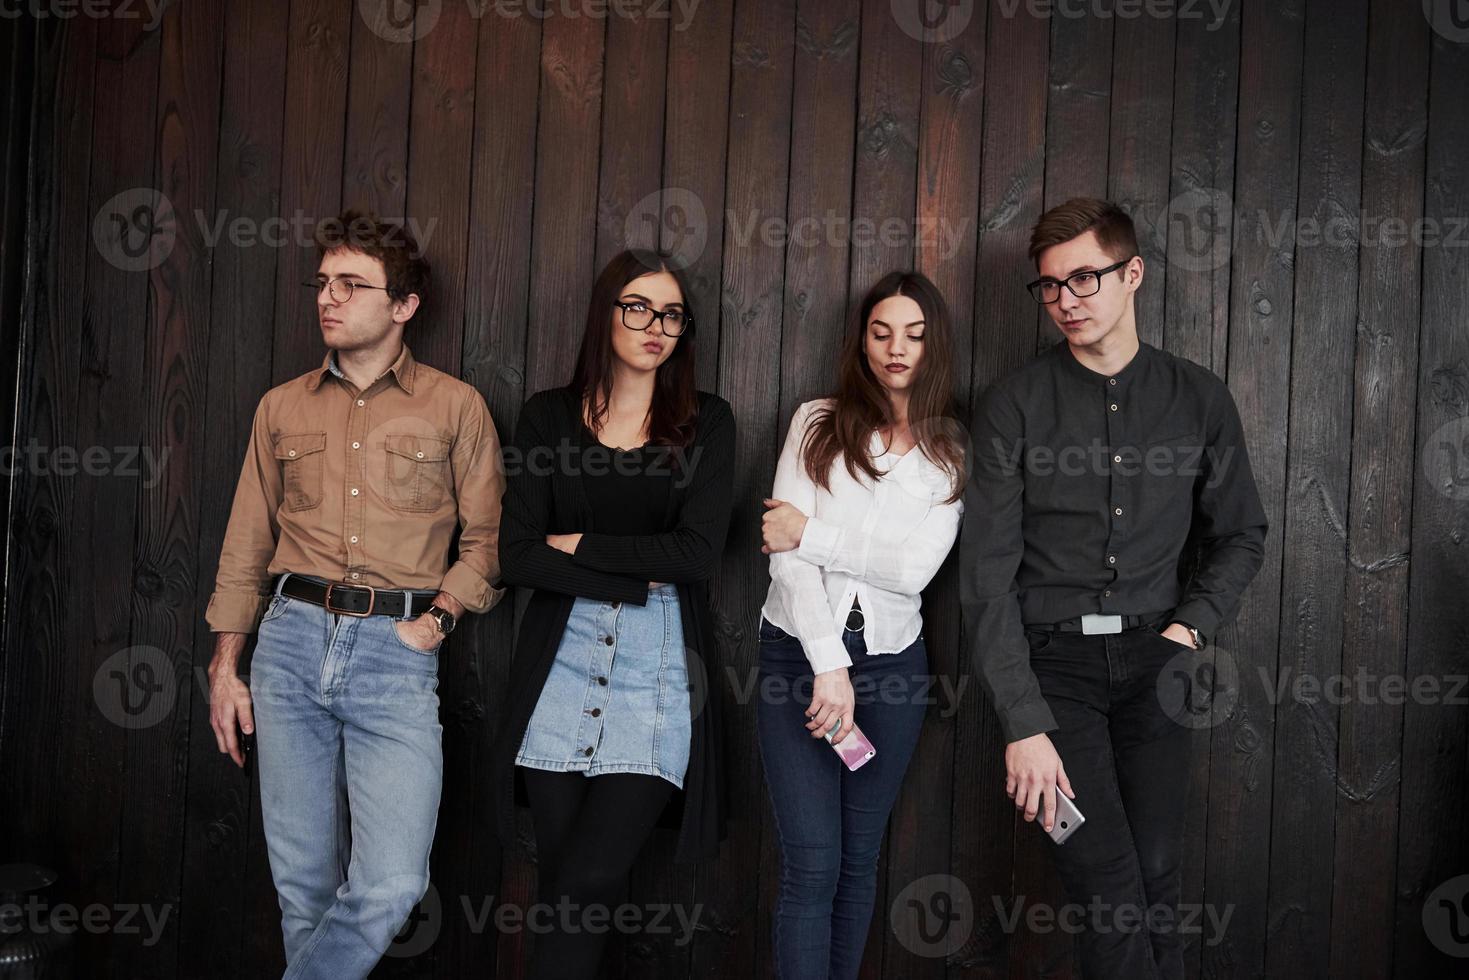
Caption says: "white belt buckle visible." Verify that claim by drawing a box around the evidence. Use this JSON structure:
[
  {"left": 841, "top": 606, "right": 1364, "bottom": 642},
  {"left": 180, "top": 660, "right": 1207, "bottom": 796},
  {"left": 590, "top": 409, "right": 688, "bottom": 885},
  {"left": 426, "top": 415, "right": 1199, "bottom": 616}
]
[{"left": 1080, "top": 613, "right": 1123, "bottom": 635}]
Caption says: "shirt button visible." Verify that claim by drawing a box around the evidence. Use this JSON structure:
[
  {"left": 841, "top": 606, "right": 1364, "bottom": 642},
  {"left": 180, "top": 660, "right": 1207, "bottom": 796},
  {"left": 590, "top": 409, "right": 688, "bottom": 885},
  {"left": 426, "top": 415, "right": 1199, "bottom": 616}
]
[
  {"left": 1109, "top": 403, "right": 1118, "bottom": 412},
  {"left": 357, "top": 399, "right": 365, "bottom": 406},
  {"left": 1114, "top": 455, "right": 1122, "bottom": 463},
  {"left": 351, "top": 488, "right": 359, "bottom": 496},
  {"left": 603, "top": 636, "right": 614, "bottom": 646},
  {"left": 1104, "top": 589, "right": 1112, "bottom": 597},
  {"left": 288, "top": 449, "right": 297, "bottom": 457},
  {"left": 1109, "top": 378, "right": 1117, "bottom": 386},
  {"left": 350, "top": 535, "right": 359, "bottom": 543},
  {"left": 597, "top": 676, "right": 608, "bottom": 686},
  {"left": 1107, "top": 555, "right": 1117, "bottom": 564},
  {"left": 416, "top": 451, "right": 424, "bottom": 458},
  {"left": 352, "top": 441, "right": 361, "bottom": 450},
  {"left": 590, "top": 708, "right": 601, "bottom": 717},
  {"left": 351, "top": 572, "right": 360, "bottom": 579},
  {"left": 1114, "top": 507, "right": 1123, "bottom": 516}
]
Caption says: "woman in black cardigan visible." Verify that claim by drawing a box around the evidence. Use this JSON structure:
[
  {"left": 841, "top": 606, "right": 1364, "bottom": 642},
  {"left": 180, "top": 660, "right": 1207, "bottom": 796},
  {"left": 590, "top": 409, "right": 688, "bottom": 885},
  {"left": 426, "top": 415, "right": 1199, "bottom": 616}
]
[{"left": 490, "top": 249, "right": 734, "bottom": 979}]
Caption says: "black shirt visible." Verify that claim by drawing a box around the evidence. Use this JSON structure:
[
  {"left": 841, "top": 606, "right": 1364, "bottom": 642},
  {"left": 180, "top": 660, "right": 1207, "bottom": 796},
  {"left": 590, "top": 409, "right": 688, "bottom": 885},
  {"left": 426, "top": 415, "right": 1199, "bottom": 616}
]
[
  {"left": 578, "top": 422, "right": 674, "bottom": 536},
  {"left": 961, "top": 339, "right": 1268, "bottom": 742}
]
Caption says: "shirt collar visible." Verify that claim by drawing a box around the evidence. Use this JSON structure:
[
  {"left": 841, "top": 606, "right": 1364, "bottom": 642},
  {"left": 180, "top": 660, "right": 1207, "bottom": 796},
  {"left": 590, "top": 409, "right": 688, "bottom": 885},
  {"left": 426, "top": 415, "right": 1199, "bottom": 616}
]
[
  {"left": 306, "top": 343, "right": 417, "bottom": 394},
  {"left": 1056, "top": 337, "right": 1152, "bottom": 388}
]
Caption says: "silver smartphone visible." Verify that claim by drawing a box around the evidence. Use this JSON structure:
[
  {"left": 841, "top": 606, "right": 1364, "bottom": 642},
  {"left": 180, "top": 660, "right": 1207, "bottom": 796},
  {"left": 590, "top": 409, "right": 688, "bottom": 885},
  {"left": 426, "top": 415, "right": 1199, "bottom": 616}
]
[{"left": 1046, "top": 791, "right": 1085, "bottom": 845}]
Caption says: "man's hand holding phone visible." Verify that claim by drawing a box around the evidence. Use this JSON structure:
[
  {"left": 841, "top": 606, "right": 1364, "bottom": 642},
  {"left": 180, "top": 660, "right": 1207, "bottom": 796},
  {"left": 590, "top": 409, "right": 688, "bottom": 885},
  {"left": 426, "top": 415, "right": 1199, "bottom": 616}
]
[{"left": 1005, "top": 732, "right": 1075, "bottom": 834}]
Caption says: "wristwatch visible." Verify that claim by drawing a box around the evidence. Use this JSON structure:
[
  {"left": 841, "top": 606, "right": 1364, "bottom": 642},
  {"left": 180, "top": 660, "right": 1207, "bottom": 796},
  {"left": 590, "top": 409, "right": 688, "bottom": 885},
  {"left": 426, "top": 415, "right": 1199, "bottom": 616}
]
[
  {"left": 1175, "top": 621, "right": 1205, "bottom": 650},
  {"left": 425, "top": 604, "right": 456, "bottom": 636}
]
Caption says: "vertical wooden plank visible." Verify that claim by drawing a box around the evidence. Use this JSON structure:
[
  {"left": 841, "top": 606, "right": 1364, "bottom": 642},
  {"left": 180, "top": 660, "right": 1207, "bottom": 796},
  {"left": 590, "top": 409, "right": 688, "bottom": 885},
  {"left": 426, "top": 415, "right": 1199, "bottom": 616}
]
[
  {"left": 0, "top": 7, "right": 95, "bottom": 895},
  {"left": 463, "top": 7, "right": 543, "bottom": 980},
  {"left": 1393, "top": 5, "right": 1469, "bottom": 975},
  {"left": 659, "top": 0, "right": 733, "bottom": 391},
  {"left": 60, "top": 8, "right": 162, "bottom": 975},
  {"left": 593, "top": 4, "right": 668, "bottom": 269},
  {"left": 269, "top": 0, "right": 349, "bottom": 386},
  {"left": 846, "top": 0, "right": 922, "bottom": 304},
  {"left": 689, "top": 1, "right": 796, "bottom": 977},
  {"left": 1159, "top": 7, "right": 1240, "bottom": 978},
  {"left": 110, "top": 2, "right": 225, "bottom": 977},
  {"left": 1205, "top": 2, "right": 1305, "bottom": 977},
  {"left": 1106, "top": 7, "right": 1174, "bottom": 346},
  {"left": 1264, "top": 0, "right": 1368, "bottom": 976},
  {"left": 524, "top": 11, "right": 607, "bottom": 393},
  {"left": 1328, "top": 1, "right": 1428, "bottom": 975},
  {"left": 341, "top": 1, "right": 412, "bottom": 217},
  {"left": 956, "top": 2, "right": 1049, "bottom": 975},
  {"left": 177, "top": 0, "right": 291, "bottom": 976},
  {"left": 1040, "top": 6, "right": 1112, "bottom": 208},
  {"left": 883, "top": 0, "right": 985, "bottom": 977}
]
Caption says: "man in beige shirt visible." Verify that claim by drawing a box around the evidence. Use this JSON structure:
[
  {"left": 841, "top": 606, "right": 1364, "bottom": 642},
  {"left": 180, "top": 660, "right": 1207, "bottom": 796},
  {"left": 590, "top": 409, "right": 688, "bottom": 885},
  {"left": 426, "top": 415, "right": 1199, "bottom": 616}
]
[{"left": 205, "top": 211, "right": 504, "bottom": 979}]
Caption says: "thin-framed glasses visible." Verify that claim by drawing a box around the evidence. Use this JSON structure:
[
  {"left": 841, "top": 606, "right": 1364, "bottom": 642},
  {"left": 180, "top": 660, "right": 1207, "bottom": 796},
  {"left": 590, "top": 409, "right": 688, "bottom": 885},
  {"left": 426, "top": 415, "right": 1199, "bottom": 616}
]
[
  {"left": 303, "top": 275, "right": 393, "bottom": 304},
  {"left": 615, "top": 300, "right": 692, "bottom": 337},
  {"left": 1026, "top": 257, "right": 1134, "bottom": 305}
]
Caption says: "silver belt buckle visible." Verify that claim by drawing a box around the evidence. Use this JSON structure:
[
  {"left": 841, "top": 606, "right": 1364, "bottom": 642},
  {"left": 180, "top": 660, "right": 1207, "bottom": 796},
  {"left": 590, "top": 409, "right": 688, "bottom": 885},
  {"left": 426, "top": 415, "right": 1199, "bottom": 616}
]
[{"left": 1080, "top": 613, "right": 1123, "bottom": 635}]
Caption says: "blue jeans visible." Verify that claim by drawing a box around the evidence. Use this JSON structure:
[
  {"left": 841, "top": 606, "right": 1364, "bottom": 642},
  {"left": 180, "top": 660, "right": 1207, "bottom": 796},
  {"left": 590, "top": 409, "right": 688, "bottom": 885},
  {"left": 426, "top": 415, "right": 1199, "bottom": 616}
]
[
  {"left": 248, "top": 582, "right": 443, "bottom": 980},
  {"left": 755, "top": 618, "right": 929, "bottom": 980}
]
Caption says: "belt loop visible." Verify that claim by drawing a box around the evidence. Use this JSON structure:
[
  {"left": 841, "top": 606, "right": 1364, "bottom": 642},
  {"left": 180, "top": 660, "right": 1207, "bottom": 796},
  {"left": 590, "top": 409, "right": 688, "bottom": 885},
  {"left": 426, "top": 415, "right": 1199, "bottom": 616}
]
[{"left": 275, "top": 573, "right": 290, "bottom": 597}]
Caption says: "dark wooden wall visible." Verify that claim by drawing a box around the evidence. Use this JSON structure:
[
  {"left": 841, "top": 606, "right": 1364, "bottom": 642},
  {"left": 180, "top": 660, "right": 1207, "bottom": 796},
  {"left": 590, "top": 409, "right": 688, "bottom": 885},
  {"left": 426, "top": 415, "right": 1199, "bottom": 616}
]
[{"left": 2, "top": 1, "right": 1466, "bottom": 977}]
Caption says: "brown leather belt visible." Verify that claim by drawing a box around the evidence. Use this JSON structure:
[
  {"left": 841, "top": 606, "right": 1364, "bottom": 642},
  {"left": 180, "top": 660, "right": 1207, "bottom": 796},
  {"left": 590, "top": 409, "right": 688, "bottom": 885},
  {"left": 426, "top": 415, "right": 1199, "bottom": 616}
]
[{"left": 277, "top": 573, "right": 437, "bottom": 619}]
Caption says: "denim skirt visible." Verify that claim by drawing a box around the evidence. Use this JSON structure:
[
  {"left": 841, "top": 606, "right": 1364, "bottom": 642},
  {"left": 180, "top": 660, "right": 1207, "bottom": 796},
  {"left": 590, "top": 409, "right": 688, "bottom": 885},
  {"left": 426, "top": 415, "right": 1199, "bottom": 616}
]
[{"left": 516, "top": 583, "right": 691, "bottom": 788}]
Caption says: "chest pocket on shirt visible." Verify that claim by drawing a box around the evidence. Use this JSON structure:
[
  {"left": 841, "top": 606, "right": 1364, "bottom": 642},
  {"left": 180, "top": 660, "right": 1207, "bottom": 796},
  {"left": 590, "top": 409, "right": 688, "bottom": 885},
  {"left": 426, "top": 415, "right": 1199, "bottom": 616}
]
[
  {"left": 274, "top": 432, "right": 326, "bottom": 512},
  {"left": 1134, "top": 430, "right": 1205, "bottom": 523},
  {"left": 383, "top": 433, "right": 452, "bottom": 513}
]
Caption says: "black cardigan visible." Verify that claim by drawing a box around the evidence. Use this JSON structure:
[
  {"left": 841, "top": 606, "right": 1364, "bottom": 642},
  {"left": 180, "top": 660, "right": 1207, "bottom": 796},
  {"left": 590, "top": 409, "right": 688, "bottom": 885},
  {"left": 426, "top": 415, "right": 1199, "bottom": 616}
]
[{"left": 489, "top": 385, "right": 736, "bottom": 863}]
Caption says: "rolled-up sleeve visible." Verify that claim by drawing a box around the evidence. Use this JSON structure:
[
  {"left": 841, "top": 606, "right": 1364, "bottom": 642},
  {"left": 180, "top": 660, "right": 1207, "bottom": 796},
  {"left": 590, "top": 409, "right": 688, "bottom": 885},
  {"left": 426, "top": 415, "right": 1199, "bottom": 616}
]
[
  {"left": 206, "top": 398, "right": 284, "bottom": 634},
  {"left": 437, "top": 387, "right": 508, "bottom": 614}
]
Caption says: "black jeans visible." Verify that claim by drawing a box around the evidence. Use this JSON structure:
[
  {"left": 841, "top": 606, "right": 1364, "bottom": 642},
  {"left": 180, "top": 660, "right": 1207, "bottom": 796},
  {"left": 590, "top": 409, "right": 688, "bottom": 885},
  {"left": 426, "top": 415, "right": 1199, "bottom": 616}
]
[{"left": 1024, "top": 619, "right": 1198, "bottom": 980}]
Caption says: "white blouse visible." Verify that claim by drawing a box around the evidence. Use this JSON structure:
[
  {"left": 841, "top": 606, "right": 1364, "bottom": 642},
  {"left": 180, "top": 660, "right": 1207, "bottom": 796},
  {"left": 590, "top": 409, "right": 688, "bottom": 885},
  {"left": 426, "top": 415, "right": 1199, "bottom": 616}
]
[{"left": 760, "top": 398, "right": 964, "bottom": 674}]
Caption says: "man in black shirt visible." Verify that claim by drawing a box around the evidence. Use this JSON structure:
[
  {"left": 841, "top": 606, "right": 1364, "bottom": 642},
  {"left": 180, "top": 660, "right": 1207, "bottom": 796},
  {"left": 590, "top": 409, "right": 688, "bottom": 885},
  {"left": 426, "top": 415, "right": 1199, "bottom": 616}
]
[{"left": 962, "top": 198, "right": 1267, "bottom": 978}]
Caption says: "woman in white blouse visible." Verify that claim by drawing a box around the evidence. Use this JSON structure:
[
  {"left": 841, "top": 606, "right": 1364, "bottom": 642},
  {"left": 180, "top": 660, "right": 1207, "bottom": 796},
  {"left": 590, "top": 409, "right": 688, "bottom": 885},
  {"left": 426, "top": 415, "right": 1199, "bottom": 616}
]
[{"left": 756, "top": 271, "right": 965, "bottom": 979}]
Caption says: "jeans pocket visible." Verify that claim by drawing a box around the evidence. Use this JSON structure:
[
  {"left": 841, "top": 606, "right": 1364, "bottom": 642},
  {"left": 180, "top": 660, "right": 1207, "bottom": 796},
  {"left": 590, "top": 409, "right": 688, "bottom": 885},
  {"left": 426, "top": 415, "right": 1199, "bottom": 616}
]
[
  {"left": 259, "top": 594, "right": 289, "bottom": 625},
  {"left": 1024, "top": 628, "right": 1056, "bottom": 655},
  {"left": 758, "top": 617, "right": 790, "bottom": 643},
  {"left": 389, "top": 617, "right": 443, "bottom": 656}
]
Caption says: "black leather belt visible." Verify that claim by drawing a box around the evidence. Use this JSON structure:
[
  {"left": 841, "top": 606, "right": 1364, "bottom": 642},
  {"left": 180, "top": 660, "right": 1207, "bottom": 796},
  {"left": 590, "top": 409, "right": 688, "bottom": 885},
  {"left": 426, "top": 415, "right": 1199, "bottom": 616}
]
[
  {"left": 1033, "top": 611, "right": 1172, "bottom": 633},
  {"left": 278, "top": 573, "right": 437, "bottom": 618}
]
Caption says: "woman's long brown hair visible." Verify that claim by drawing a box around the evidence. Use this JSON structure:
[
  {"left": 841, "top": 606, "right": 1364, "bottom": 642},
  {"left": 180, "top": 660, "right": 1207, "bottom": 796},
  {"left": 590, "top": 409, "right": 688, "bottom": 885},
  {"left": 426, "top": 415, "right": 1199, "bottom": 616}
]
[
  {"left": 801, "top": 271, "right": 965, "bottom": 503},
  {"left": 570, "top": 249, "right": 699, "bottom": 449}
]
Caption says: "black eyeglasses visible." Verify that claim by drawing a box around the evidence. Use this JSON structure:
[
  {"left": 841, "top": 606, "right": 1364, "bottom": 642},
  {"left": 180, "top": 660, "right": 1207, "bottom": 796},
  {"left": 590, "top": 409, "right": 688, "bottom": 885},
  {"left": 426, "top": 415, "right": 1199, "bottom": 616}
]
[
  {"left": 304, "top": 276, "right": 393, "bottom": 304},
  {"left": 615, "top": 301, "right": 692, "bottom": 337},
  {"left": 1026, "top": 257, "right": 1134, "bottom": 305}
]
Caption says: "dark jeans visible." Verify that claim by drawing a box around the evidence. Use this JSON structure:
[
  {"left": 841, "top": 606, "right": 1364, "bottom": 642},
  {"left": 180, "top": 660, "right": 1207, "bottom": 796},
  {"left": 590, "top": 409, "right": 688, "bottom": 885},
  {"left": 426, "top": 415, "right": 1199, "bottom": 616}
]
[
  {"left": 1025, "top": 618, "right": 1198, "bottom": 980},
  {"left": 755, "top": 618, "right": 929, "bottom": 980}
]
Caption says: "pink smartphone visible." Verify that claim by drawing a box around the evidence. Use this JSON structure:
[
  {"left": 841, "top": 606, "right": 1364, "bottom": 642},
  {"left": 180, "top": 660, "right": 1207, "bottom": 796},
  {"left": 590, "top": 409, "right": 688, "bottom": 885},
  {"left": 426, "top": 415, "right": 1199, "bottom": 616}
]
[{"left": 824, "top": 720, "right": 877, "bottom": 771}]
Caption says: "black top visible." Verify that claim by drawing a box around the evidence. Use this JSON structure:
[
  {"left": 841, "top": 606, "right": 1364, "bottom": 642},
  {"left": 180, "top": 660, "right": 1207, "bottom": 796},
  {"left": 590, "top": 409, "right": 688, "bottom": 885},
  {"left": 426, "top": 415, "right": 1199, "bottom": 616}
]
[
  {"left": 962, "top": 339, "right": 1268, "bottom": 743},
  {"left": 491, "top": 386, "right": 736, "bottom": 862},
  {"left": 578, "top": 422, "right": 674, "bottom": 536}
]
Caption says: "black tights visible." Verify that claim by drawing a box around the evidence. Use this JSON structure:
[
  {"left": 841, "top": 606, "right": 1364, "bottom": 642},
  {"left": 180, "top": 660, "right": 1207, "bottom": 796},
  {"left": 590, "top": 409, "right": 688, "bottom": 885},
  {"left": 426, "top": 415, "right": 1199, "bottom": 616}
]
[{"left": 521, "top": 767, "right": 675, "bottom": 980}]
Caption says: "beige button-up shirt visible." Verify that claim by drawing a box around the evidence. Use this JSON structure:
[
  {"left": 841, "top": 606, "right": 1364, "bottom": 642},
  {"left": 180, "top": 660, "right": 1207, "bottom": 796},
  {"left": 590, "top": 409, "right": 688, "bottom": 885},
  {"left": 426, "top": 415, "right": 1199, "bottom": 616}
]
[{"left": 206, "top": 343, "right": 505, "bottom": 633}]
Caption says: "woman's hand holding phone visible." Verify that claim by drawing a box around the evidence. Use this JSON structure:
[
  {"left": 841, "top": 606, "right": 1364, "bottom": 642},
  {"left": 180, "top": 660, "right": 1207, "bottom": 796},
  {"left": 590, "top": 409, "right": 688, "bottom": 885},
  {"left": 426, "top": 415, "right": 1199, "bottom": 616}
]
[{"left": 807, "top": 667, "right": 855, "bottom": 742}]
